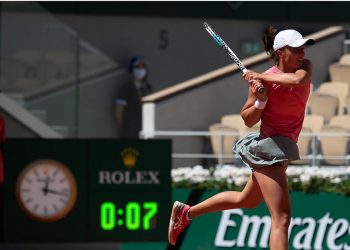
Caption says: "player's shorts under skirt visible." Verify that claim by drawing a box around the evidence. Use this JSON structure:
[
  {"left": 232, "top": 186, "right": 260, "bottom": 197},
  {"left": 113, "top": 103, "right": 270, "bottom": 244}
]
[{"left": 233, "top": 132, "right": 300, "bottom": 170}]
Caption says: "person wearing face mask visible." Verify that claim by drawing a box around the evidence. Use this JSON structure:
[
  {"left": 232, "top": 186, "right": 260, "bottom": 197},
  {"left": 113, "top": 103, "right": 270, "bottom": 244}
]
[
  {"left": 130, "top": 56, "right": 153, "bottom": 97},
  {"left": 114, "top": 56, "right": 152, "bottom": 138}
]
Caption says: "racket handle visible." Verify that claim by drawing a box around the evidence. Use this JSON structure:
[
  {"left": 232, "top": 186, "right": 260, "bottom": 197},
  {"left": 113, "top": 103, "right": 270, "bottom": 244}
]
[{"left": 243, "top": 69, "right": 265, "bottom": 93}]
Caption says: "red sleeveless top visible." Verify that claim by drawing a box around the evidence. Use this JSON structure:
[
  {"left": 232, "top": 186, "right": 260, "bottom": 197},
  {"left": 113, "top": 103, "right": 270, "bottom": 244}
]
[{"left": 260, "top": 66, "right": 310, "bottom": 142}]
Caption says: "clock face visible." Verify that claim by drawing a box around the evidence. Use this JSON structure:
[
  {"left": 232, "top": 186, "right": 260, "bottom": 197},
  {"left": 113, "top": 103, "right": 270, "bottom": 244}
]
[{"left": 16, "top": 159, "right": 77, "bottom": 222}]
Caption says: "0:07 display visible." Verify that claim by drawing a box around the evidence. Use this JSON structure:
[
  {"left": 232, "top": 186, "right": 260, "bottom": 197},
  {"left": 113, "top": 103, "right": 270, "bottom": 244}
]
[{"left": 100, "top": 201, "right": 158, "bottom": 231}]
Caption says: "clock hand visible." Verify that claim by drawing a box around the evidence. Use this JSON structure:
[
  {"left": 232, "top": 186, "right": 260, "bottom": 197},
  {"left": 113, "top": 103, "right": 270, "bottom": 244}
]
[
  {"left": 45, "top": 189, "right": 69, "bottom": 197},
  {"left": 42, "top": 176, "right": 50, "bottom": 195}
]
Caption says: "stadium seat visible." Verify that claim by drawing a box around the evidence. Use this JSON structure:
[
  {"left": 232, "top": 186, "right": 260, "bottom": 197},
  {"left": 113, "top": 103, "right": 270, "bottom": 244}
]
[
  {"left": 318, "top": 125, "right": 350, "bottom": 166},
  {"left": 339, "top": 54, "right": 350, "bottom": 65},
  {"left": 307, "top": 94, "right": 339, "bottom": 124},
  {"left": 209, "top": 123, "right": 239, "bottom": 163},
  {"left": 291, "top": 115, "right": 325, "bottom": 165},
  {"left": 221, "top": 114, "right": 245, "bottom": 130},
  {"left": 221, "top": 114, "right": 260, "bottom": 138},
  {"left": 317, "top": 81, "right": 350, "bottom": 114},
  {"left": 303, "top": 114, "right": 325, "bottom": 132},
  {"left": 328, "top": 54, "right": 350, "bottom": 84},
  {"left": 329, "top": 115, "right": 350, "bottom": 130}
]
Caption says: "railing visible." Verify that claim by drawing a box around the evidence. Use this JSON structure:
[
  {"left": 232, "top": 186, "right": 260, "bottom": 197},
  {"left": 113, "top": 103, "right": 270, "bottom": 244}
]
[{"left": 140, "top": 130, "right": 350, "bottom": 167}]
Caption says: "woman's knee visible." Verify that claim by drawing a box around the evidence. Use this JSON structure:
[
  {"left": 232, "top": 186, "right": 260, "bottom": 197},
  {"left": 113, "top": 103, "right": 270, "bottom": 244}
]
[{"left": 272, "top": 211, "right": 291, "bottom": 229}]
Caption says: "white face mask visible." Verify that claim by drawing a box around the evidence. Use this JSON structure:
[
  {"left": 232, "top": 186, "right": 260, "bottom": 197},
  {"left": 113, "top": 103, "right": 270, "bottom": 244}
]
[{"left": 132, "top": 68, "right": 147, "bottom": 80}]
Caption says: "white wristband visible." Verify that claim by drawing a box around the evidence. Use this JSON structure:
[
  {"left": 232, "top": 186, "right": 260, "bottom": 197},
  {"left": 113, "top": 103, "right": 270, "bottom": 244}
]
[{"left": 254, "top": 99, "right": 268, "bottom": 109}]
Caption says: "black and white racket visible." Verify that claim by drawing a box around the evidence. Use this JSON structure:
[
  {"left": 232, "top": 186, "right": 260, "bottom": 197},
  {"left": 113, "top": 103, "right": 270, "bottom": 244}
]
[{"left": 203, "top": 22, "right": 264, "bottom": 93}]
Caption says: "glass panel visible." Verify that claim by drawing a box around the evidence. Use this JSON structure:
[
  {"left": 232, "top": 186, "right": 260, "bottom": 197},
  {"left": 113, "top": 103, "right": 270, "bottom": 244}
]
[{"left": 0, "top": 2, "right": 118, "bottom": 137}]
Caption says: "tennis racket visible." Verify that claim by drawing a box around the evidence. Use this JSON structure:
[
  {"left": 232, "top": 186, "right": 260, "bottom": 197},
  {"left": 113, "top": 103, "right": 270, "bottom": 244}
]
[{"left": 203, "top": 22, "right": 264, "bottom": 93}]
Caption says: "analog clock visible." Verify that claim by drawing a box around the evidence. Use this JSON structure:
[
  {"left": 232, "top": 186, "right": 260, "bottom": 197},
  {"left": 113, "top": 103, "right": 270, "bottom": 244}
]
[{"left": 16, "top": 159, "right": 78, "bottom": 222}]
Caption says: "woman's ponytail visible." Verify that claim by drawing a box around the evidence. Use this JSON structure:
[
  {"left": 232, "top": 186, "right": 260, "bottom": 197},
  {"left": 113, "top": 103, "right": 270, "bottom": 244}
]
[{"left": 262, "top": 26, "right": 278, "bottom": 62}]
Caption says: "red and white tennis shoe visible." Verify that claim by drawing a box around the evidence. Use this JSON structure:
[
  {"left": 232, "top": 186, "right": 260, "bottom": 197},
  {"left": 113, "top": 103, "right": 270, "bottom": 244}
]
[{"left": 168, "top": 201, "right": 191, "bottom": 245}]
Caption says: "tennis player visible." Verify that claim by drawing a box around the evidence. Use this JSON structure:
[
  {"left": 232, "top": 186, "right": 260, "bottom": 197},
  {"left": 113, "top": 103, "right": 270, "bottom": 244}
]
[{"left": 168, "top": 27, "right": 314, "bottom": 250}]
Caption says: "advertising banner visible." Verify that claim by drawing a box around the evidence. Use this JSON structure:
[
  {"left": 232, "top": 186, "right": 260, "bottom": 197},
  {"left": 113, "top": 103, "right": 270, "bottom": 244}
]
[
  {"left": 120, "top": 189, "right": 350, "bottom": 250},
  {"left": 181, "top": 190, "right": 350, "bottom": 250}
]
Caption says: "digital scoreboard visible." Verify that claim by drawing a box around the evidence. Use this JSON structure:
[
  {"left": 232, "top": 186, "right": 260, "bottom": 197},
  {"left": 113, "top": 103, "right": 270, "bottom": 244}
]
[
  {"left": 90, "top": 193, "right": 166, "bottom": 241},
  {"left": 3, "top": 139, "right": 171, "bottom": 242},
  {"left": 87, "top": 140, "right": 171, "bottom": 241}
]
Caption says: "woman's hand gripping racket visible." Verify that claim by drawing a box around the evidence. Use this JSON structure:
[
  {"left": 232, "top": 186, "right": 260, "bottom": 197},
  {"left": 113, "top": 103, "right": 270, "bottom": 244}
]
[{"left": 203, "top": 22, "right": 264, "bottom": 93}]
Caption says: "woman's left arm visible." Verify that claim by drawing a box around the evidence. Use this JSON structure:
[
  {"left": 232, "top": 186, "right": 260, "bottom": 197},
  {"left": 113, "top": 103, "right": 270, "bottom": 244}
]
[{"left": 245, "top": 59, "right": 312, "bottom": 87}]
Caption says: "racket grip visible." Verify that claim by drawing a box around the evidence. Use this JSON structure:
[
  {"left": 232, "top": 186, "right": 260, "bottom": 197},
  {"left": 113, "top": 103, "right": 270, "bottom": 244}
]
[{"left": 243, "top": 69, "right": 264, "bottom": 93}]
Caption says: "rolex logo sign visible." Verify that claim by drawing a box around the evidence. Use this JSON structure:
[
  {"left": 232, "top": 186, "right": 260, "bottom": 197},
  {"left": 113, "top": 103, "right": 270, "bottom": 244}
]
[
  {"left": 98, "top": 146, "right": 160, "bottom": 185},
  {"left": 120, "top": 148, "right": 139, "bottom": 168}
]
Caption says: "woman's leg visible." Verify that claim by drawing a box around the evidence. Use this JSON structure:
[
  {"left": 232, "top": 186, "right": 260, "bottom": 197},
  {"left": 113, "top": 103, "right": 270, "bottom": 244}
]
[
  {"left": 168, "top": 173, "right": 264, "bottom": 245},
  {"left": 253, "top": 165, "right": 291, "bottom": 250},
  {"left": 189, "top": 173, "right": 263, "bottom": 219}
]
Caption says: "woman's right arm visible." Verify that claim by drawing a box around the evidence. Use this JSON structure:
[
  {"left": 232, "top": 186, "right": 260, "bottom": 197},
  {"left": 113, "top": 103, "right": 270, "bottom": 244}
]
[
  {"left": 244, "top": 59, "right": 312, "bottom": 87},
  {"left": 241, "top": 80, "right": 268, "bottom": 127}
]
